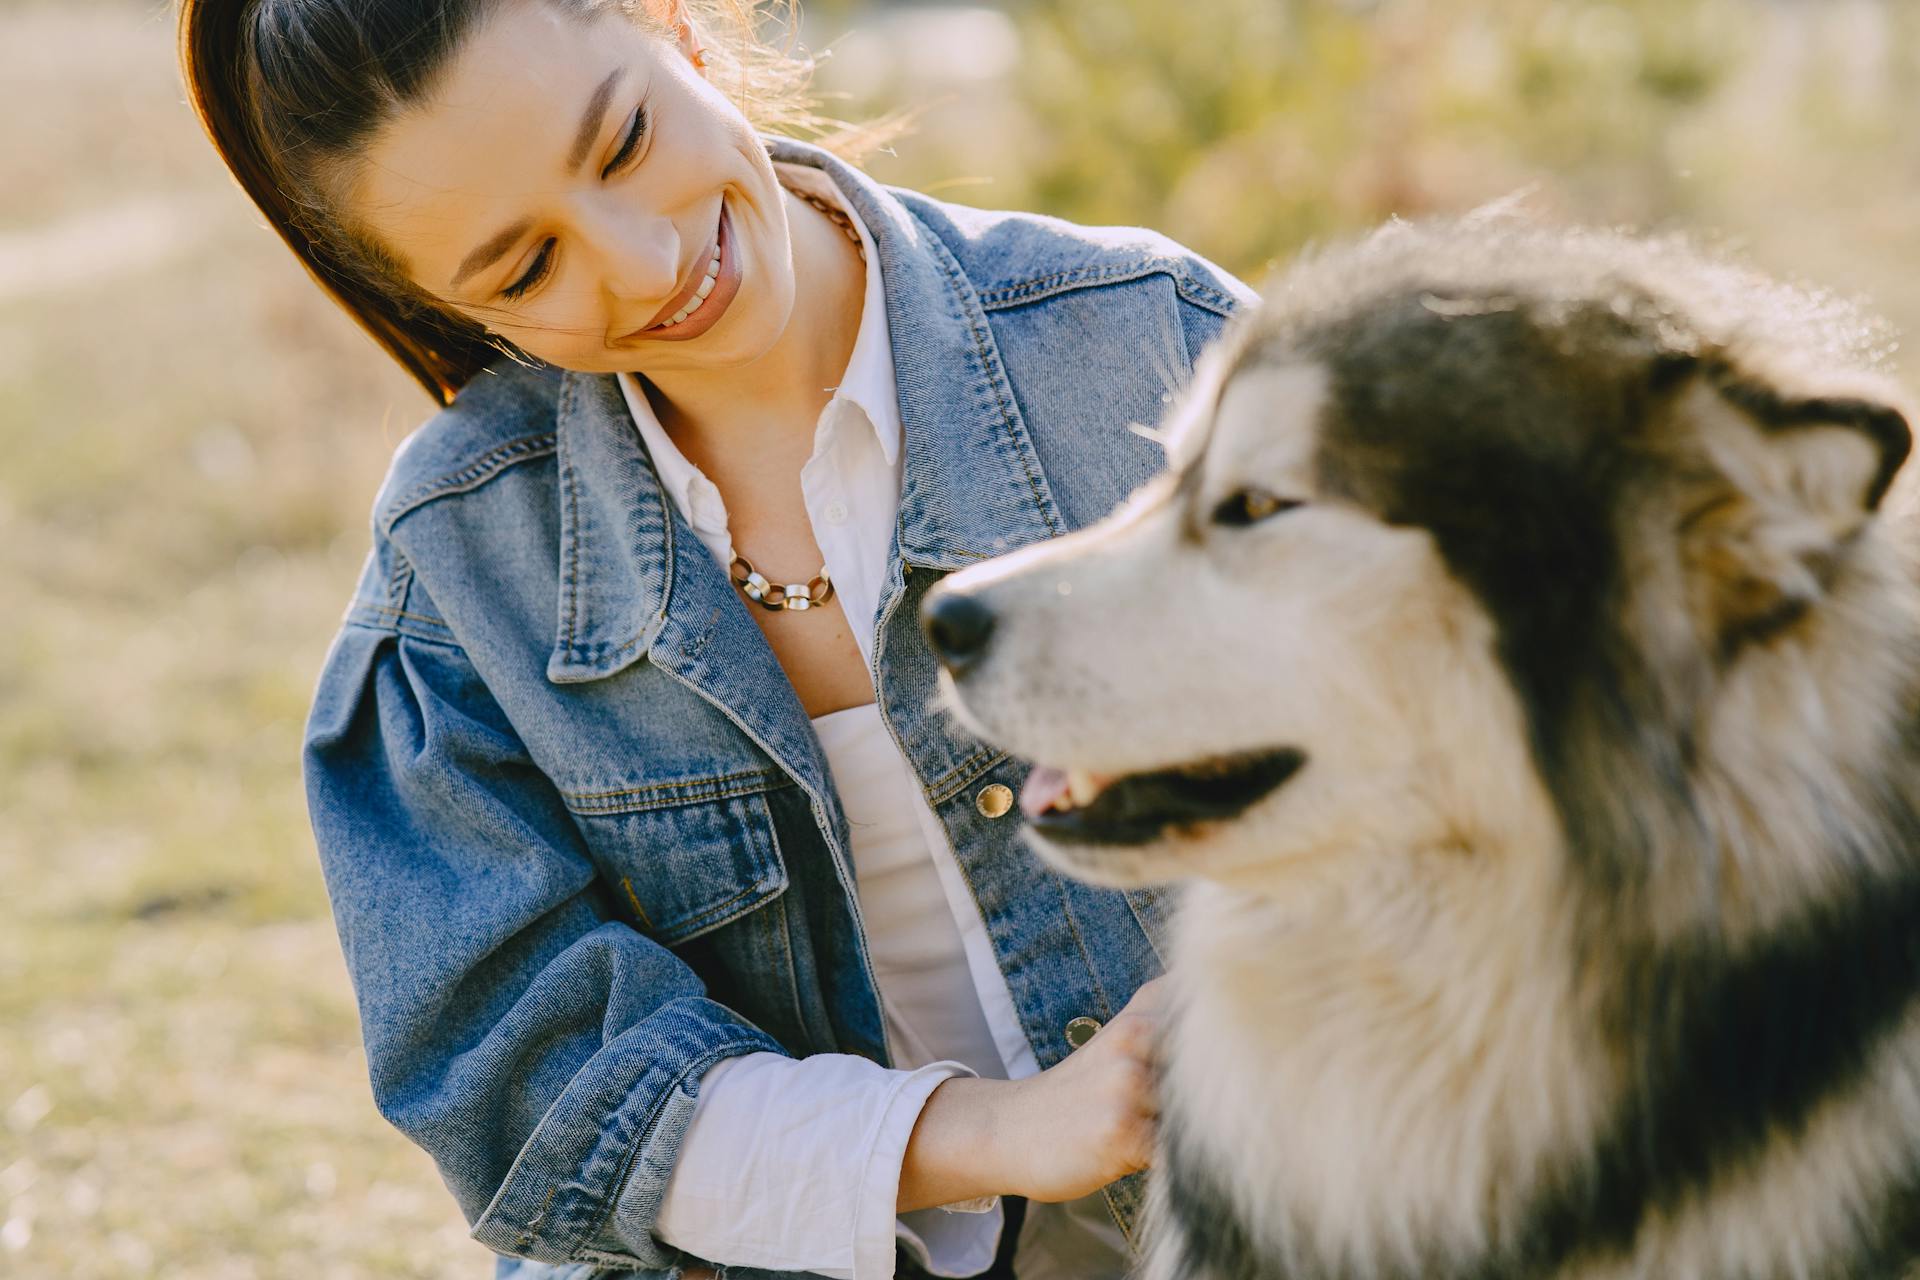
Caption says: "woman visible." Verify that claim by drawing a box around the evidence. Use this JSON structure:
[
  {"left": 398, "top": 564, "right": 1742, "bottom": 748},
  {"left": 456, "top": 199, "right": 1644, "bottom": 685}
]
[{"left": 179, "top": 1, "right": 1256, "bottom": 1276}]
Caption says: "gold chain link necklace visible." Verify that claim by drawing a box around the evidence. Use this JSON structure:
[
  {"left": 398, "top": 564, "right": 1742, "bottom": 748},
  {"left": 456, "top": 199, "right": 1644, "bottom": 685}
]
[{"left": 725, "top": 183, "right": 866, "bottom": 614}]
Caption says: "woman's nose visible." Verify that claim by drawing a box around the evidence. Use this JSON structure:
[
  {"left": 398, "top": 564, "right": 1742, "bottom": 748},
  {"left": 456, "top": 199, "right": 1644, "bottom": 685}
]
[{"left": 577, "top": 197, "right": 682, "bottom": 308}]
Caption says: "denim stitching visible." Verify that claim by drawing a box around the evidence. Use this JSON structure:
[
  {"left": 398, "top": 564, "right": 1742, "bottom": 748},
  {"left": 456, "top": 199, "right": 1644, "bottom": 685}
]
[
  {"left": 769, "top": 887, "right": 809, "bottom": 1054},
  {"left": 976, "top": 260, "right": 1235, "bottom": 318},
  {"left": 561, "top": 768, "right": 790, "bottom": 813},
  {"left": 517, "top": 1185, "right": 559, "bottom": 1252},
  {"left": 745, "top": 812, "right": 807, "bottom": 1050},
  {"left": 566, "top": 777, "right": 780, "bottom": 816},
  {"left": 386, "top": 550, "right": 412, "bottom": 605},
  {"left": 339, "top": 619, "right": 468, "bottom": 652},
  {"left": 559, "top": 377, "right": 584, "bottom": 653},
  {"left": 652, "top": 874, "right": 776, "bottom": 940},
  {"left": 926, "top": 220, "right": 1065, "bottom": 543},
  {"left": 567, "top": 770, "right": 779, "bottom": 800},
  {"left": 378, "top": 432, "right": 558, "bottom": 535},
  {"left": 569, "top": 1035, "right": 779, "bottom": 1267},
  {"left": 566, "top": 630, "right": 651, "bottom": 668},
  {"left": 348, "top": 603, "right": 451, "bottom": 629},
  {"left": 976, "top": 259, "right": 1174, "bottom": 307},
  {"left": 1178, "top": 279, "right": 1235, "bottom": 315},
  {"left": 927, "top": 749, "right": 1007, "bottom": 805}
]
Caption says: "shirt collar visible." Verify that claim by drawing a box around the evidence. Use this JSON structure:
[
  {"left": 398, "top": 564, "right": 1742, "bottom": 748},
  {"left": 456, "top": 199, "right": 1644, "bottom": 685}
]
[
  {"left": 547, "top": 132, "right": 1065, "bottom": 690},
  {"left": 616, "top": 161, "right": 902, "bottom": 529}
]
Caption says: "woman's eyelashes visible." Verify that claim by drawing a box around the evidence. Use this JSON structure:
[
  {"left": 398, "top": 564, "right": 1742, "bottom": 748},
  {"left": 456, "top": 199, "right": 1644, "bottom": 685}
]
[
  {"left": 498, "top": 103, "right": 650, "bottom": 301},
  {"left": 601, "top": 103, "right": 648, "bottom": 180},
  {"left": 501, "top": 239, "right": 554, "bottom": 301}
]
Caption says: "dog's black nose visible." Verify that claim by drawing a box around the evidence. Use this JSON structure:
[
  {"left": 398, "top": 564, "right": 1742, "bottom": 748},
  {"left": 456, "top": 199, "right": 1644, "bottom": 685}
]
[{"left": 921, "top": 589, "right": 996, "bottom": 675}]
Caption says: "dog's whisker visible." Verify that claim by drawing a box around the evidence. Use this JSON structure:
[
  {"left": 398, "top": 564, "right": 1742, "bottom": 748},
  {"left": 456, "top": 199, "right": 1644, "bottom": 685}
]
[{"left": 1127, "top": 419, "right": 1168, "bottom": 447}]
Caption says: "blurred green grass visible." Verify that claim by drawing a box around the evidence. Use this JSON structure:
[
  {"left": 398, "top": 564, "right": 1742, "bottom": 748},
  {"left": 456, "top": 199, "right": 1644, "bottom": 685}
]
[
  {"left": 2, "top": 5, "right": 474, "bottom": 1276},
  {"left": 4, "top": 0, "right": 1918, "bottom": 1275}
]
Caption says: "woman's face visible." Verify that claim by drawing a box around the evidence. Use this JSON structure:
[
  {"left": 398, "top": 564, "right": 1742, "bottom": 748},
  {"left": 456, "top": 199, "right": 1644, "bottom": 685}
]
[{"left": 347, "top": 0, "right": 796, "bottom": 375}]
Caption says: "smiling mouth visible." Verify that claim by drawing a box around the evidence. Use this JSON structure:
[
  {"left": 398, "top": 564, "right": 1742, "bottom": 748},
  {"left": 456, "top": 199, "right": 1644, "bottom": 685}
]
[
  {"left": 646, "top": 225, "right": 721, "bottom": 329},
  {"left": 1019, "top": 748, "right": 1306, "bottom": 847},
  {"left": 627, "top": 199, "right": 734, "bottom": 338}
]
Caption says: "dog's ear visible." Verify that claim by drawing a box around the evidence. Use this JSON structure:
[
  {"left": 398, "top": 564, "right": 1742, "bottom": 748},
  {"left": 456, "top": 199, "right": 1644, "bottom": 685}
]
[{"left": 1668, "top": 357, "right": 1912, "bottom": 653}]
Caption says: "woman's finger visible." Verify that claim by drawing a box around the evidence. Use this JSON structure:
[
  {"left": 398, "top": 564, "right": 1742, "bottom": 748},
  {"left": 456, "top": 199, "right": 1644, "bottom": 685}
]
[{"left": 1121, "top": 973, "right": 1171, "bottom": 1016}]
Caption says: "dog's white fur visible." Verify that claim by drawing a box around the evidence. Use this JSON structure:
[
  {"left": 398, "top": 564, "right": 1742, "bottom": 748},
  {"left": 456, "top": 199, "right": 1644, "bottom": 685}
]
[{"left": 931, "top": 222, "right": 1920, "bottom": 1278}]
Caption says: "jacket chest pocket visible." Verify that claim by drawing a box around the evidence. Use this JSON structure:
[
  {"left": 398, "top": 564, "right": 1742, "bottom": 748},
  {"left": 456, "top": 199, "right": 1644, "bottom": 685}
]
[{"left": 564, "top": 771, "right": 792, "bottom": 945}]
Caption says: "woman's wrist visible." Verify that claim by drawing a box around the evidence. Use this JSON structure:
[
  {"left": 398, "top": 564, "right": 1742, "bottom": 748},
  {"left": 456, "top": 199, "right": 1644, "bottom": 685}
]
[{"left": 896, "top": 1075, "right": 1024, "bottom": 1213}]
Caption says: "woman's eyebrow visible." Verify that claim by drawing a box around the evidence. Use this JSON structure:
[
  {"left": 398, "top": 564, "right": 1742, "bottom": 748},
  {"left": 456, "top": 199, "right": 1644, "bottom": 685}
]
[
  {"left": 566, "top": 68, "right": 624, "bottom": 175},
  {"left": 447, "top": 67, "right": 625, "bottom": 291},
  {"left": 451, "top": 216, "right": 534, "bottom": 291}
]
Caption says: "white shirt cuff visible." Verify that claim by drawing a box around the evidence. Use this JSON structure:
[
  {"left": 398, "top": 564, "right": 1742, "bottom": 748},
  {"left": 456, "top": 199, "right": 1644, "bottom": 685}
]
[
  {"left": 898, "top": 1200, "right": 1004, "bottom": 1278},
  {"left": 653, "top": 1051, "right": 1003, "bottom": 1280}
]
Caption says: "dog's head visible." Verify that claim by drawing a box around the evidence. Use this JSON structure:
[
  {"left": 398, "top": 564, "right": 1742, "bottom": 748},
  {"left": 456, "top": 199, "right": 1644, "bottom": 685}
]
[{"left": 924, "top": 220, "right": 1915, "bottom": 902}]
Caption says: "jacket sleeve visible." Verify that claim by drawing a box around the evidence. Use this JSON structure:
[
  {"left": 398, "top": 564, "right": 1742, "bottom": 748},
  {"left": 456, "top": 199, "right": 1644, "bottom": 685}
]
[{"left": 300, "top": 564, "right": 786, "bottom": 1273}]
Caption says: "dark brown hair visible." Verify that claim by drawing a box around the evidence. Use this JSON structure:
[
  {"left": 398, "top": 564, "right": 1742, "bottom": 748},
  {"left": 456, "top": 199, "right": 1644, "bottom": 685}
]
[{"left": 178, "top": 0, "right": 902, "bottom": 405}]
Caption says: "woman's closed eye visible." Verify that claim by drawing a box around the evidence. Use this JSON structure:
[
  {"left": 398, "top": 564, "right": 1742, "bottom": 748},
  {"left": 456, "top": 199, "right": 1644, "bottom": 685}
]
[
  {"left": 501, "top": 238, "right": 555, "bottom": 301},
  {"left": 601, "top": 102, "right": 648, "bottom": 180}
]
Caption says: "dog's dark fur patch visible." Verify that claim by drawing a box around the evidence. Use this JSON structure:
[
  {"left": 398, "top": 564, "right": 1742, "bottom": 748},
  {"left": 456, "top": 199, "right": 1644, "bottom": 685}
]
[{"left": 1148, "top": 222, "right": 1920, "bottom": 1278}]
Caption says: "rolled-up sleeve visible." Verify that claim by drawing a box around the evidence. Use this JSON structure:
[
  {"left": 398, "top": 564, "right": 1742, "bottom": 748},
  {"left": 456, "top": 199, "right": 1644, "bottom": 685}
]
[
  {"left": 652, "top": 1052, "right": 1003, "bottom": 1280},
  {"left": 301, "top": 610, "right": 784, "bottom": 1273}
]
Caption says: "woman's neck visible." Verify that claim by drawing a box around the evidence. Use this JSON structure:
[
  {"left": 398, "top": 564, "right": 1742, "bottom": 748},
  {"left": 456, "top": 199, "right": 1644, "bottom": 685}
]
[{"left": 640, "top": 182, "right": 866, "bottom": 458}]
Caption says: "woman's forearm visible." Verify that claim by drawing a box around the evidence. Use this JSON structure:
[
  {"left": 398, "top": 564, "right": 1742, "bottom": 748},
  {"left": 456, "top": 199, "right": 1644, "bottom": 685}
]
[{"left": 897, "top": 1075, "right": 1016, "bottom": 1213}]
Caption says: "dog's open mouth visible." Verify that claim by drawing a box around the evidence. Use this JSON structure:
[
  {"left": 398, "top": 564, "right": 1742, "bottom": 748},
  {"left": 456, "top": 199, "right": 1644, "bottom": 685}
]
[{"left": 1018, "top": 748, "right": 1305, "bottom": 846}]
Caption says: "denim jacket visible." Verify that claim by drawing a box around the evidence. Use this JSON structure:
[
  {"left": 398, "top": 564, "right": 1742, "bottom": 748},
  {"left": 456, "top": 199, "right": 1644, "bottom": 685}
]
[{"left": 300, "top": 132, "right": 1255, "bottom": 1279}]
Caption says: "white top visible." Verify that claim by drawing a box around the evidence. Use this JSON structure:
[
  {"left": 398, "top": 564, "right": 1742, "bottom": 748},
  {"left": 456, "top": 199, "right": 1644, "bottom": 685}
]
[{"left": 625, "top": 161, "right": 1129, "bottom": 1280}]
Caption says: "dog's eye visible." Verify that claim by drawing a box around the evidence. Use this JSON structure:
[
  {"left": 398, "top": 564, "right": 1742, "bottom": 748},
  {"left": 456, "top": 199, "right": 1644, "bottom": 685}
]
[{"left": 1212, "top": 488, "right": 1301, "bottom": 527}]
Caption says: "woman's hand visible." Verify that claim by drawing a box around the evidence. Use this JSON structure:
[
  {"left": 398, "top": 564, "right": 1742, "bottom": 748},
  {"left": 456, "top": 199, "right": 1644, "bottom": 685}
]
[
  {"left": 998, "top": 975, "right": 1166, "bottom": 1202},
  {"left": 897, "top": 975, "right": 1168, "bottom": 1211}
]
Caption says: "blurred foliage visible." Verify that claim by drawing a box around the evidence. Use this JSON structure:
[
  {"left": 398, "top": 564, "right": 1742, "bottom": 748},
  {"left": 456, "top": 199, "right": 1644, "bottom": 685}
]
[
  {"left": 834, "top": 0, "right": 1920, "bottom": 319},
  {"left": 1014, "top": 0, "right": 1743, "bottom": 270}
]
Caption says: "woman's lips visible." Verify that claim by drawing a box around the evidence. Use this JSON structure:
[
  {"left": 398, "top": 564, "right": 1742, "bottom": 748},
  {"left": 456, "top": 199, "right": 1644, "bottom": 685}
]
[{"left": 625, "top": 201, "right": 741, "bottom": 343}]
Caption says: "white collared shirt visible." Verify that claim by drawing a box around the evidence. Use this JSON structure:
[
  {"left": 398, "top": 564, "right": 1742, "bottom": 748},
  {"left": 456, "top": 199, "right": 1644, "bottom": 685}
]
[{"left": 622, "top": 160, "right": 1129, "bottom": 1280}]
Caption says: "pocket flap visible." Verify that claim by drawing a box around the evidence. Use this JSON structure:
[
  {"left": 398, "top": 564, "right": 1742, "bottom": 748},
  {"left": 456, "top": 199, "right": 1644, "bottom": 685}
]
[{"left": 566, "top": 772, "right": 791, "bottom": 945}]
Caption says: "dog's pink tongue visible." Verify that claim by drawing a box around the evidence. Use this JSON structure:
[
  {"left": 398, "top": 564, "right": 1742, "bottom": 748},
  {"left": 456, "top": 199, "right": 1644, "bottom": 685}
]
[{"left": 1021, "top": 766, "right": 1071, "bottom": 819}]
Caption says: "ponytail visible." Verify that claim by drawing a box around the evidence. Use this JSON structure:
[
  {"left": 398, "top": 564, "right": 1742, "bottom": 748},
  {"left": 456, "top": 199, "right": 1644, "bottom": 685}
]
[{"left": 177, "top": 0, "right": 499, "bottom": 405}]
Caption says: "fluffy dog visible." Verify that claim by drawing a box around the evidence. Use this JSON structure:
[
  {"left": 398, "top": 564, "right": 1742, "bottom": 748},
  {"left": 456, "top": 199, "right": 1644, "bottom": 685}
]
[{"left": 921, "top": 219, "right": 1920, "bottom": 1279}]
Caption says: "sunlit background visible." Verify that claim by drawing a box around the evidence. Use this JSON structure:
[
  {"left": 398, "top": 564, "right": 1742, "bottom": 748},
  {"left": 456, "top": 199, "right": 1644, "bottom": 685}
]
[{"left": 4, "top": 0, "right": 1917, "bottom": 1274}]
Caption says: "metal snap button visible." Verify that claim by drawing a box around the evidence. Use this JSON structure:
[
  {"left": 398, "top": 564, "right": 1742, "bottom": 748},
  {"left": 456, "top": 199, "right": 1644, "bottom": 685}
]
[
  {"left": 1064, "top": 1016, "right": 1102, "bottom": 1049},
  {"left": 976, "top": 783, "right": 1015, "bottom": 818}
]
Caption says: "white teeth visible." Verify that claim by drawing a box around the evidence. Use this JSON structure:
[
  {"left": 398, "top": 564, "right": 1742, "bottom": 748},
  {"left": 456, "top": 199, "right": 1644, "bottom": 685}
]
[
  {"left": 1066, "top": 769, "right": 1101, "bottom": 807},
  {"left": 649, "top": 232, "right": 723, "bottom": 331}
]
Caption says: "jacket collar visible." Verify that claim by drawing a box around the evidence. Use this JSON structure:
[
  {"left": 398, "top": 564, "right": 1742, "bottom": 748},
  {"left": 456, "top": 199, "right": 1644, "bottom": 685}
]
[{"left": 546, "top": 132, "right": 1065, "bottom": 686}]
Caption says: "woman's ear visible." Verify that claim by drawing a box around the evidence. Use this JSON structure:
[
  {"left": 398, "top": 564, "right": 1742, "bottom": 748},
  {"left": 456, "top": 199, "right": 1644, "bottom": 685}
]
[
  {"left": 678, "top": 17, "right": 708, "bottom": 72},
  {"left": 641, "top": 0, "right": 703, "bottom": 68}
]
